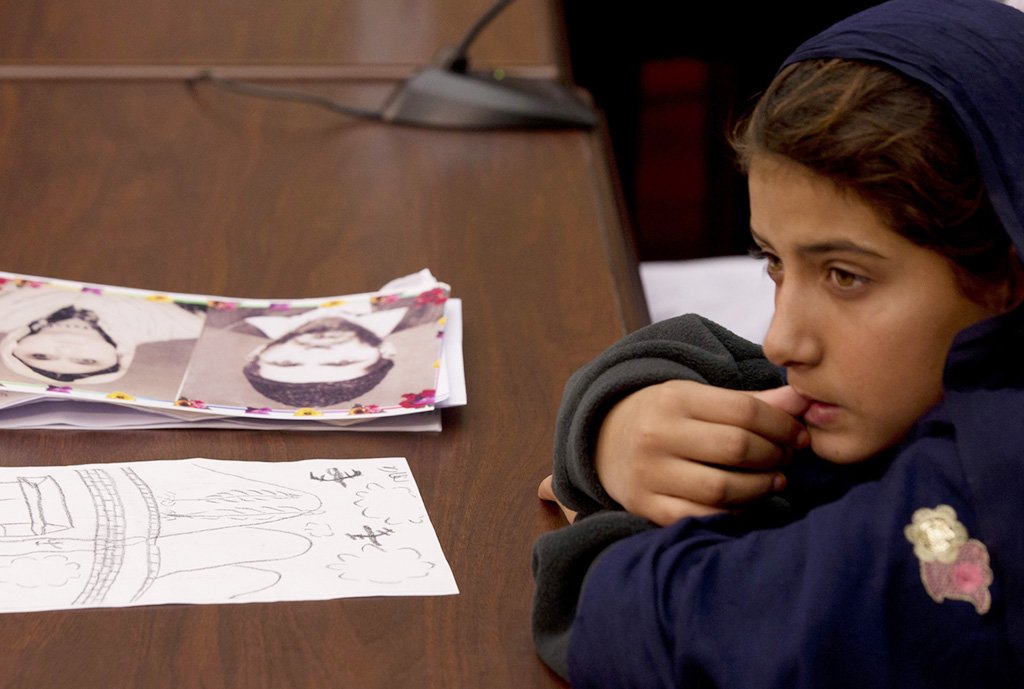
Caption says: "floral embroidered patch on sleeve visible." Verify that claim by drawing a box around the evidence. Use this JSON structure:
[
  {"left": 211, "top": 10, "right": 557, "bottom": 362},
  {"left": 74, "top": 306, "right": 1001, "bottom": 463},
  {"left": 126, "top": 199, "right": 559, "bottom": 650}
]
[{"left": 904, "top": 505, "right": 992, "bottom": 614}]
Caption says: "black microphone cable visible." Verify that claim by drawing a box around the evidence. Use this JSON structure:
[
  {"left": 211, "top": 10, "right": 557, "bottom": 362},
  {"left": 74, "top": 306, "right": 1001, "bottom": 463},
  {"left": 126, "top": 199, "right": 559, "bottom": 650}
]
[
  {"left": 188, "top": 0, "right": 514, "bottom": 124},
  {"left": 187, "top": 70, "right": 383, "bottom": 122}
]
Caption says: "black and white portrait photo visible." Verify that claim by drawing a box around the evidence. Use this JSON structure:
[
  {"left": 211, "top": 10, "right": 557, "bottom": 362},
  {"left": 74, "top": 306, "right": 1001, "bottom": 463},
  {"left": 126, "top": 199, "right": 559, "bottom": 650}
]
[
  {"left": 178, "top": 291, "right": 446, "bottom": 412},
  {"left": 0, "top": 281, "right": 206, "bottom": 399}
]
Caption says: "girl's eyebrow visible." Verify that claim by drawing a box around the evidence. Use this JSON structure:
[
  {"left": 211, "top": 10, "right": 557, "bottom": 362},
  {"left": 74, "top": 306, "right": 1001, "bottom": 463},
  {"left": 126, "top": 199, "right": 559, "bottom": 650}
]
[
  {"left": 750, "top": 229, "right": 888, "bottom": 259},
  {"left": 796, "top": 239, "right": 888, "bottom": 258}
]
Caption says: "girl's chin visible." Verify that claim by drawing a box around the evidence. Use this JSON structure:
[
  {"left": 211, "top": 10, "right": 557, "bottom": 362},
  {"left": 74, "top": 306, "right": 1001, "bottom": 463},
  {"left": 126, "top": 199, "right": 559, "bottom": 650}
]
[{"left": 808, "top": 430, "right": 876, "bottom": 465}]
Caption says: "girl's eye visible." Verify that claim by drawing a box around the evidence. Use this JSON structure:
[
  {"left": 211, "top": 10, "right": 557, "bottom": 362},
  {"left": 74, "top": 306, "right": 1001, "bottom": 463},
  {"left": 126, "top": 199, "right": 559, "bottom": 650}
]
[
  {"left": 749, "top": 247, "right": 783, "bottom": 282},
  {"left": 828, "top": 267, "right": 866, "bottom": 290}
]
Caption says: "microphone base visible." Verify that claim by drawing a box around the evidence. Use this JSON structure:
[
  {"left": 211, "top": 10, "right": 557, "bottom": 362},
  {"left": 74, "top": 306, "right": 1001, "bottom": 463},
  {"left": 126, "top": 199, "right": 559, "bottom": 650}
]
[{"left": 380, "top": 67, "right": 598, "bottom": 130}]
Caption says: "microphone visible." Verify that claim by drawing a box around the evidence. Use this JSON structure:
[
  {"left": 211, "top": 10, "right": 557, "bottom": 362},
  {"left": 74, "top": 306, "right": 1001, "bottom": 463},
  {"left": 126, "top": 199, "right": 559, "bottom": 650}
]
[
  {"left": 380, "top": 0, "right": 598, "bottom": 130},
  {"left": 190, "top": 0, "right": 596, "bottom": 130}
]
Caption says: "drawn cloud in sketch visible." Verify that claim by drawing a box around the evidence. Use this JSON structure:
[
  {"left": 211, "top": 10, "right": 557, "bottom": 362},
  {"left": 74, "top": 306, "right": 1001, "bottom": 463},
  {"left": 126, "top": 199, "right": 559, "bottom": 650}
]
[
  {"left": 329, "top": 545, "right": 435, "bottom": 584},
  {"left": 353, "top": 482, "right": 425, "bottom": 525},
  {"left": 0, "top": 554, "right": 82, "bottom": 588},
  {"left": 304, "top": 521, "right": 335, "bottom": 538}
]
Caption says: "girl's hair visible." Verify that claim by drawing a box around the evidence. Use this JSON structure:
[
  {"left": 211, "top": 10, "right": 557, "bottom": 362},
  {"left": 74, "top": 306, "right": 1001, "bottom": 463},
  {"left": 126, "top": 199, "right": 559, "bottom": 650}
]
[{"left": 731, "top": 58, "right": 1014, "bottom": 303}]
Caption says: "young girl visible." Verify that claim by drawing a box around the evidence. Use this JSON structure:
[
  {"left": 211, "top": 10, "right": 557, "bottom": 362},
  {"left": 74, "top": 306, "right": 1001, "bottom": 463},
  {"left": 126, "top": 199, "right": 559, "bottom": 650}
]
[{"left": 532, "top": 1, "right": 1024, "bottom": 686}]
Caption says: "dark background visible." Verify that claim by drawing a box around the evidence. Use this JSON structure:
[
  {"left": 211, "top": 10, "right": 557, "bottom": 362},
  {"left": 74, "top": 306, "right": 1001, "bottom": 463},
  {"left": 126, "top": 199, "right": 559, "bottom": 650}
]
[{"left": 561, "top": 2, "right": 881, "bottom": 260}]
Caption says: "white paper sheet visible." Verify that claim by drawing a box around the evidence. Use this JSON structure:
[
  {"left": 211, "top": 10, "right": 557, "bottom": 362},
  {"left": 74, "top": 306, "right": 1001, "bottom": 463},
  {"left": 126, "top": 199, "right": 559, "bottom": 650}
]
[
  {"left": 640, "top": 257, "right": 775, "bottom": 343},
  {"left": 0, "top": 457, "right": 458, "bottom": 612}
]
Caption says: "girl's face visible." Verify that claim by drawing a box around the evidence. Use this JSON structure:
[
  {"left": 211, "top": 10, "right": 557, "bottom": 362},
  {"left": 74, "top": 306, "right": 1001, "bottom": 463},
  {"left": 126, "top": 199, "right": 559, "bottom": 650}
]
[
  {"left": 255, "top": 333, "right": 382, "bottom": 384},
  {"left": 252, "top": 319, "right": 385, "bottom": 384},
  {"left": 12, "top": 318, "right": 119, "bottom": 377},
  {"left": 749, "top": 154, "right": 1002, "bottom": 464}
]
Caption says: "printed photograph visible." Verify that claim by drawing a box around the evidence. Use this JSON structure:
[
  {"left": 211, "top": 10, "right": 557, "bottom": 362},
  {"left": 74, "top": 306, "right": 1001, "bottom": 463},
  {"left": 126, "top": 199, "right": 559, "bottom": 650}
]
[
  {"left": 178, "top": 290, "right": 447, "bottom": 413},
  {"left": 0, "top": 280, "right": 207, "bottom": 400}
]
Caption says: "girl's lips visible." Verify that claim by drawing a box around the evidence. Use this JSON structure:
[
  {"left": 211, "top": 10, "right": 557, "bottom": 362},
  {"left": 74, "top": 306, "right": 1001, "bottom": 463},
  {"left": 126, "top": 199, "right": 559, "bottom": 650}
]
[
  {"left": 803, "top": 400, "right": 842, "bottom": 427},
  {"left": 788, "top": 385, "right": 841, "bottom": 427}
]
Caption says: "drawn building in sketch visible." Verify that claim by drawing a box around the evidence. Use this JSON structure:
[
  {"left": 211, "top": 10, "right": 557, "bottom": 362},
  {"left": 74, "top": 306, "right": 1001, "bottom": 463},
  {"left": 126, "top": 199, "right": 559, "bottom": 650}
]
[{"left": 0, "top": 462, "right": 323, "bottom": 608}]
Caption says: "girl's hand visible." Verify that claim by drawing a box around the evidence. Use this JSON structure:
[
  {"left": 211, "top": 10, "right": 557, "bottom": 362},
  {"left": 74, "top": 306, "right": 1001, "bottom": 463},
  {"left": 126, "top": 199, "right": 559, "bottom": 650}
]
[
  {"left": 537, "top": 474, "right": 578, "bottom": 523},
  {"left": 594, "top": 382, "right": 810, "bottom": 526}
]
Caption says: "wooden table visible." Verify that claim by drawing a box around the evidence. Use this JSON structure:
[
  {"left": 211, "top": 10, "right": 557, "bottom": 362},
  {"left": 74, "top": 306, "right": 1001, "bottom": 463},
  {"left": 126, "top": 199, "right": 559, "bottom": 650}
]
[
  {"left": 0, "top": 3, "right": 648, "bottom": 687},
  {"left": 0, "top": 0, "right": 563, "bottom": 79}
]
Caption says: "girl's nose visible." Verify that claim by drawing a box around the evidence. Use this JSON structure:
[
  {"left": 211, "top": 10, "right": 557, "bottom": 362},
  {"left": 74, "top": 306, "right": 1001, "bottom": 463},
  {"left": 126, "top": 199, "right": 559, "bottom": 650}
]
[{"left": 761, "top": 284, "right": 822, "bottom": 369}]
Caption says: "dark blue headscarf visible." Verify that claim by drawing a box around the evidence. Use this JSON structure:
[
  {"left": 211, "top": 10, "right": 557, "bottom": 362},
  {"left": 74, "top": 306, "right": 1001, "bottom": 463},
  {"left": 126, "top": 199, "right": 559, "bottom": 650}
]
[{"left": 783, "top": 0, "right": 1024, "bottom": 258}]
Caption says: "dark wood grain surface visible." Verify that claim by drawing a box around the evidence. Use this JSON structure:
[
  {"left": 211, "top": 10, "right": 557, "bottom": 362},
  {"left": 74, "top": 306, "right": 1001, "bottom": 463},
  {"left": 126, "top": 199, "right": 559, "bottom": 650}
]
[
  {"left": 0, "top": 0, "right": 559, "bottom": 73},
  {"left": 0, "top": 73, "right": 647, "bottom": 688}
]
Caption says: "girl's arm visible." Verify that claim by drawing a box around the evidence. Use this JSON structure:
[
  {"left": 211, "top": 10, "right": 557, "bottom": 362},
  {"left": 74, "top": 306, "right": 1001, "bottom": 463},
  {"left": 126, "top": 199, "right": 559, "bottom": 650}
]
[{"left": 550, "top": 314, "right": 798, "bottom": 521}]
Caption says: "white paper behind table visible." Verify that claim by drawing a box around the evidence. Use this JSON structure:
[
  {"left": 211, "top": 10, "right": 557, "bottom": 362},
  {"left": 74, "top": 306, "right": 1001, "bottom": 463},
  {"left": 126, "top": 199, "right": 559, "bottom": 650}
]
[{"left": 640, "top": 256, "right": 775, "bottom": 344}]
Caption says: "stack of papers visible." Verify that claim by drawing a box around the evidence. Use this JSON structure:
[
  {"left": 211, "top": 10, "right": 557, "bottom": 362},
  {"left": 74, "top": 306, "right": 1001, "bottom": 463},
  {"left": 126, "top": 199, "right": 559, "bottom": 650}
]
[{"left": 0, "top": 270, "right": 464, "bottom": 430}]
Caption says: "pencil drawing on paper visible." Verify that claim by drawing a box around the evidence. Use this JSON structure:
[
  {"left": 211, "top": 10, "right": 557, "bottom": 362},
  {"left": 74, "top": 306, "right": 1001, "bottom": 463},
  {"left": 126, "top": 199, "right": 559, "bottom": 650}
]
[
  {"left": 0, "top": 457, "right": 457, "bottom": 613},
  {"left": 328, "top": 544, "right": 438, "bottom": 585}
]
